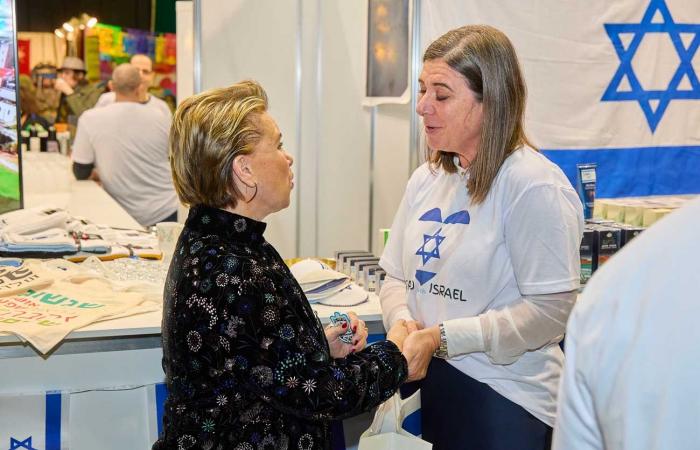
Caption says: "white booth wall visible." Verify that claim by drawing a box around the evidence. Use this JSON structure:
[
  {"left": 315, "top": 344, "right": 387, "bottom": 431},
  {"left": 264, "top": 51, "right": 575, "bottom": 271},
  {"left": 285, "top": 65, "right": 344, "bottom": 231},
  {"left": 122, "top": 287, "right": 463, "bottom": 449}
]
[{"left": 195, "top": 0, "right": 412, "bottom": 259}]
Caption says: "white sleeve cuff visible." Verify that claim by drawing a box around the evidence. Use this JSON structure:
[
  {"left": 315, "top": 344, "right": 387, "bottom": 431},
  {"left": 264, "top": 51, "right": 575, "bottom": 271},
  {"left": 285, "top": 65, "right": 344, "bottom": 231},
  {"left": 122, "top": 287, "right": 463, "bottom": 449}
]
[
  {"left": 390, "top": 308, "right": 415, "bottom": 328},
  {"left": 443, "top": 317, "right": 485, "bottom": 358}
]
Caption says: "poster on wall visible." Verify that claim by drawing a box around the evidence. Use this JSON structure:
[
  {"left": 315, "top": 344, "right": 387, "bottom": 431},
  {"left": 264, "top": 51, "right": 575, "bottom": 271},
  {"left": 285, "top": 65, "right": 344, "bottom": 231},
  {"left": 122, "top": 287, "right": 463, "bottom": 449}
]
[
  {"left": 0, "top": 0, "right": 21, "bottom": 213},
  {"left": 364, "top": 0, "right": 411, "bottom": 106}
]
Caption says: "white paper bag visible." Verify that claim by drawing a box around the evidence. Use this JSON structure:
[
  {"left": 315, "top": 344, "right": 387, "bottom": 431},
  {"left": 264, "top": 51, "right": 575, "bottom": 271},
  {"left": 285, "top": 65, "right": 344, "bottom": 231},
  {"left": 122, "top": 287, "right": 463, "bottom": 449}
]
[{"left": 358, "top": 390, "right": 432, "bottom": 450}]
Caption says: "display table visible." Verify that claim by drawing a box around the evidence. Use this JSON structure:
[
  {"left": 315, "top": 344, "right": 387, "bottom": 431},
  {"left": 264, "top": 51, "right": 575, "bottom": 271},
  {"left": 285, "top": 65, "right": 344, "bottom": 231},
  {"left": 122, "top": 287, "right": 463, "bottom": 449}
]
[
  {"left": 20, "top": 151, "right": 142, "bottom": 229},
  {"left": 0, "top": 152, "right": 385, "bottom": 449},
  {"left": 0, "top": 285, "right": 384, "bottom": 450}
]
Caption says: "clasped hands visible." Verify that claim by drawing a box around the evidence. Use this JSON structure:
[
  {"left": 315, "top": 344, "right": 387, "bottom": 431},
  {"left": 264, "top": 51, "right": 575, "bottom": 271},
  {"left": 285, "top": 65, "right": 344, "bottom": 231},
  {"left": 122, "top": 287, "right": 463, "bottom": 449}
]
[
  {"left": 387, "top": 319, "right": 439, "bottom": 382},
  {"left": 324, "top": 313, "right": 439, "bottom": 382}
]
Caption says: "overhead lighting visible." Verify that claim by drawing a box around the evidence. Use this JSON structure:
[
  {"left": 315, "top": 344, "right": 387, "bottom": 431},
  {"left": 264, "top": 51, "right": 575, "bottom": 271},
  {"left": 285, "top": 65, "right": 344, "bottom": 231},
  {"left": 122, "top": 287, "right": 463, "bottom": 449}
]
[
  {"left": 54, "top": 28, "right": 64, "bottom": 39},
  {"left": 86, "top": 17, "right": 98, "bottom": 28},
  {"left": 62, "top": 22, "right": 74, "bottom": 33}
]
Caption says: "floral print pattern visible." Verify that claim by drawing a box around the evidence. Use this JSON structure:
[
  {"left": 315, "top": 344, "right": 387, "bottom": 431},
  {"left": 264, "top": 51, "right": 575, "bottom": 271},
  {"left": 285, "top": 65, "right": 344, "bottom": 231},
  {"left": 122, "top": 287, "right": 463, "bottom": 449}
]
[{"left": 153, "top": 205, "right": 407, "bottom": 450}]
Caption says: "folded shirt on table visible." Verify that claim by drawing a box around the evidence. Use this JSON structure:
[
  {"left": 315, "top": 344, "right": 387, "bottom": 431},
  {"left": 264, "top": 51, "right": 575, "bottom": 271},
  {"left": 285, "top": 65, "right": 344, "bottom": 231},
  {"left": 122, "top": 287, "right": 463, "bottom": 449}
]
[{"left": 0, "top": 206, "right": 158, "bottom": 260}]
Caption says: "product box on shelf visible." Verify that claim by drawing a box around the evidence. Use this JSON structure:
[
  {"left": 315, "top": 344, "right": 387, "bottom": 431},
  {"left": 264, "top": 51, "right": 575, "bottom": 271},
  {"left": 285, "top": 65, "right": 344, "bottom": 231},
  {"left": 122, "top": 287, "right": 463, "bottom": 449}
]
[
  {"left": 593, "top": 226, "right": 621, "bottom": 271},
  {"left": 364, "top": 266, "right": 385, "bottom": 293},
  {"left": 580, "top": 227, "right": 595, "bottom": 285},
  {"left": 334, "top": 250, "right": 371, "bottom": 274},
  {"left": 357, "top": 263, "right": 381, "bottom": 287},
  {"left": 333, "top": 250, "right": 367, "bottom": 272},
  {"left": 347, "top": 256, "right": 379, "bottom": 280},
  {"left": 607, "top": 223, "right": 645, "bottom": 248}
]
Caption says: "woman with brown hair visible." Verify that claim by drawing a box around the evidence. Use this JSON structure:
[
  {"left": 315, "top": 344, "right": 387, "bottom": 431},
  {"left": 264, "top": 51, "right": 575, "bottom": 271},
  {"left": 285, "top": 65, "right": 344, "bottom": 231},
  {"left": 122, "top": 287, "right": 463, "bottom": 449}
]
[
  {"left": 154, "top": 80, "right": 409, "bottom": 450},
  {"left": 379, "top": 25, "right": 583, "bottom": 449}
]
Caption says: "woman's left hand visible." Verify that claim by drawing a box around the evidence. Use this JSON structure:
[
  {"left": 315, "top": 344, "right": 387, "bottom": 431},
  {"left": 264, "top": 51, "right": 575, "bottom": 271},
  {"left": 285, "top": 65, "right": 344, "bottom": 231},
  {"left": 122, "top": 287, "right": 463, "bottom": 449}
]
[
  {"left": 403, "top": 326, "right": 440, "bottom": 382},
  {"left": 325, "top": 311, "right": 368, "bottom": 358}
]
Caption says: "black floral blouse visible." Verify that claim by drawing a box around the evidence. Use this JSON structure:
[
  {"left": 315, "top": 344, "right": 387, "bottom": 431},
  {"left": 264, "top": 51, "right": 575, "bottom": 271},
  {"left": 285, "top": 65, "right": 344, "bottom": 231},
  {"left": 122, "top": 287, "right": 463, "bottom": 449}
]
[{"left": 153, "top": 205, "right": 407, "bottom": 450}]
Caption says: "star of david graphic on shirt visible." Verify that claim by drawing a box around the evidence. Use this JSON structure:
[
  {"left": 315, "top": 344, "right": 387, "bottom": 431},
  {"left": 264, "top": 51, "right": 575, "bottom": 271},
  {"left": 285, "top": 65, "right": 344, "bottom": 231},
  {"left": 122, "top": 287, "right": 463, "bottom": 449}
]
[
  {"left": 416, "top": 228, "right": 445, "bottom": 265},
  {"left": 601, "top": 0, "right": 700, "bottom": 132},
  {"left": 9, "top": 437, "right": 38, "bottom": 450},
  {"left": 414, "top": 207, "right": 470, "bottom": 285}
]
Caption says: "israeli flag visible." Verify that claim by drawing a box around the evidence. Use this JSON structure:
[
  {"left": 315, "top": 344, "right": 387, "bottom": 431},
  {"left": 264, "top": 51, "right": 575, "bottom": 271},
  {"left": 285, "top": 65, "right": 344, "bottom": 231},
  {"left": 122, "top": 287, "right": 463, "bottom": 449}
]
[
  {"left": 0, "top": 392, "right": 69, "bottom": 450},
  {"left": 147, "top": 383, "right": 169, "bottom": 442},
  {"left": 422, "top": 0, "right": 700, "bottom": 197}
]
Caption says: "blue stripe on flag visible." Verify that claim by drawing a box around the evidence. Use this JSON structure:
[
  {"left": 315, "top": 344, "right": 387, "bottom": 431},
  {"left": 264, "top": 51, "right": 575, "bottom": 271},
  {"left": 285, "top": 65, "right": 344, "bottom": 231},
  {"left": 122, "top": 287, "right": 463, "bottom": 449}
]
[
  {"left": 542, "top": 146, "right": 700, "bottom": 198},
  {"left": 155, "top": 383, "right": 169, "bottom": 437},
  {"left": 45, "top": 392, "right": 61, "bottom": 450}
]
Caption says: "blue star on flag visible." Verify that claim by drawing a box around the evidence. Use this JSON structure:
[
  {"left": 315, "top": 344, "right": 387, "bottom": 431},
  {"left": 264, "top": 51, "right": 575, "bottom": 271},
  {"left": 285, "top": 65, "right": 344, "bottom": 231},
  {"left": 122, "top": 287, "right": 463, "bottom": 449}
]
[
  {"left": 415, "top": 228, "right": 445, "bottom": 265},
  {"left": 601, "top": 0, "right": 700, "bottom": 132},
  {"left": 9, "top": 437, "right": 38, "bottom": 450}
]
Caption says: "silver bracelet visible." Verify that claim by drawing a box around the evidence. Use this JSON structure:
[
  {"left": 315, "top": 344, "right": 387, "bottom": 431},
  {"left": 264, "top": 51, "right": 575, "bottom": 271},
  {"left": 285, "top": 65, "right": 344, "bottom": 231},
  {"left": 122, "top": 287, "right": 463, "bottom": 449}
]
[{"left": 434, "top": 323, "right": 449, "bottom": 359}]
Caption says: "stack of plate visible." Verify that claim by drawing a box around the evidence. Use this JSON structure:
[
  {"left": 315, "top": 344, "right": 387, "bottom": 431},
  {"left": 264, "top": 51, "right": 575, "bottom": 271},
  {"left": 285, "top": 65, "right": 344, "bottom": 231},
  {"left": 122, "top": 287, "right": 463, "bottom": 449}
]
[{"left": 290, "top": 259, "right": 368, "bottom": 307}]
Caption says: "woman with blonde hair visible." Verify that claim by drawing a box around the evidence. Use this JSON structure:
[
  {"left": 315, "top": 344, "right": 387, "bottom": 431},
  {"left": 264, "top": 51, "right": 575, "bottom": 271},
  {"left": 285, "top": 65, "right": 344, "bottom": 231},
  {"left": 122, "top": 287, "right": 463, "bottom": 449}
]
[{"left": 154, "top": 80, "right": 409, "bottom": 450}]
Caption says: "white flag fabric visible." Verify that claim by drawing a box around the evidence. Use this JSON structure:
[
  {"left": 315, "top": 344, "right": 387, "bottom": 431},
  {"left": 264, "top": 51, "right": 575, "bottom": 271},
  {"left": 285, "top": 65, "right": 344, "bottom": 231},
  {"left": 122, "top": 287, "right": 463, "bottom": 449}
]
[
  {"left": 421, "top": 0, "right": 700, "bottom": 197},
  {"left": 0, "top": 392, "right": 69, "bottom": 450}
]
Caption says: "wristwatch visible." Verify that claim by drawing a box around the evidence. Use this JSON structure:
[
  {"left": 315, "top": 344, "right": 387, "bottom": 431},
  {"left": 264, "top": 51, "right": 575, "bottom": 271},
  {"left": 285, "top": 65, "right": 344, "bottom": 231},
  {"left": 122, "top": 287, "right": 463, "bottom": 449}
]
[{"left": 434, "top": 323, "right": 449, "bottom": 359}]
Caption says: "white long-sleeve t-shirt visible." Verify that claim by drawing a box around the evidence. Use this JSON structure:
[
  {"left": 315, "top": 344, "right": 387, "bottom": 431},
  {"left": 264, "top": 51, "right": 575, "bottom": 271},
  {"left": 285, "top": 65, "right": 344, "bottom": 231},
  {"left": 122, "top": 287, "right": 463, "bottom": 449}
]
[{"left": 379, "top": 147, "right": 583, "bottom": 425}]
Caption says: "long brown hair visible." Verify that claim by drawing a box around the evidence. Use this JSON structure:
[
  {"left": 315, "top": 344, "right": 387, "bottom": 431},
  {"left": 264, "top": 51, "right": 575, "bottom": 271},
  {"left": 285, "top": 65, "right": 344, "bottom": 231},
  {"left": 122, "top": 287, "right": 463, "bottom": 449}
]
[{"left": 423, "top": 25, "right": 534, "bottom": 204}]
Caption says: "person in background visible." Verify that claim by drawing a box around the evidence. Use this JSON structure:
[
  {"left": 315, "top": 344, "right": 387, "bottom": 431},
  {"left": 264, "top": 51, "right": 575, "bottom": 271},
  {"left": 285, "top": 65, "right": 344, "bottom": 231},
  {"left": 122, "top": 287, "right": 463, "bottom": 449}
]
[
  {"left": 18, "top": 74, "right": 51, "bottom": 131},
  {"left": 70, "top": 63, "right": 177, "bottom": 227},
  {"left": 30, "top": 63, "right": 60, "bottom": 123},
  {"left": 553, "top": 197, "right": 700, "bottom": 449},
  {"left": 379, "top": 25, "right": 583, "bottom": 449},
  {"left": 153, "top": 80, "right": 410, "bottom": 450},
  {"left": 95, "top": 54, "right": 171, "bottom": 117},
  {"left": 54, "top": 56, "right": 105, "bottom": 125}
]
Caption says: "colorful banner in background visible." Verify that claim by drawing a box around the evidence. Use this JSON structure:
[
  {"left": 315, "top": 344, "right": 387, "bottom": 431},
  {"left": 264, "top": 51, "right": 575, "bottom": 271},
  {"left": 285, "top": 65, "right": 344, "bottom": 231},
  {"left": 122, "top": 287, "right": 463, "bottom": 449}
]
[
  {"left": 422, "top": 0, "right": 700, "bottom": 197},
  {"left": 86, "top": 23, "right": 177, "bottom": 98}
]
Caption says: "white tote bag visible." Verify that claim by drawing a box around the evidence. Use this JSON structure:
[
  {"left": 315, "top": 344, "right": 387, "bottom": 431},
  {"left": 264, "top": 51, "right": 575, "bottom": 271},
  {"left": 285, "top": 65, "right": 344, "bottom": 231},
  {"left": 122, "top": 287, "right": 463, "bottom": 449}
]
[{"left": 358, "top": 390, "right": 432, "bottom": 450}]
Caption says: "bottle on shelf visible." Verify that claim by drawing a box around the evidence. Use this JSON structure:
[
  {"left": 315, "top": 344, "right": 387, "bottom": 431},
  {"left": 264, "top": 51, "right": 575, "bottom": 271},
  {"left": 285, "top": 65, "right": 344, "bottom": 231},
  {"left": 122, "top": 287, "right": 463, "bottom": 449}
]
[
  {"left": 37, "top": 130, "right": 49, "bottom": 152},
  {"left": 46, "top": 127, "right": 59, "bottom": 153}
]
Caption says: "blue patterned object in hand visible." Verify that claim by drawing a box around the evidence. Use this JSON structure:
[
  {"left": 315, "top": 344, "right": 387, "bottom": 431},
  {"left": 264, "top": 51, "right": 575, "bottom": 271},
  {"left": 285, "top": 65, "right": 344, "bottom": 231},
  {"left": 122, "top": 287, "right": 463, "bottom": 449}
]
[{"left": 329, "top": 312, "right": 354, "bottom": 344}]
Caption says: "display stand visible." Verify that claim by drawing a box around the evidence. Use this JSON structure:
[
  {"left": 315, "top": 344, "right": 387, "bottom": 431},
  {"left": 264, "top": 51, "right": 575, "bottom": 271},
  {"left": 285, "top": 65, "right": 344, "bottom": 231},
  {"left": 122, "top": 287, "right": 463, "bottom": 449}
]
[{"left": 1, "top": 154, "right": 385, "bottom": 449}]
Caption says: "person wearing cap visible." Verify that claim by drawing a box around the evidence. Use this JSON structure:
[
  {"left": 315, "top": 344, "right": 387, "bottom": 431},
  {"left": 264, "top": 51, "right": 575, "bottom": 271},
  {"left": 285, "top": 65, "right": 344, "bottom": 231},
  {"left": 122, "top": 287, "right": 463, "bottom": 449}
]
[
  {"left": 55, "top": 56, "right": 106, "bottom": 125},
  {"left": 94, "top": 54, "right": 171, "bottom": 117}
]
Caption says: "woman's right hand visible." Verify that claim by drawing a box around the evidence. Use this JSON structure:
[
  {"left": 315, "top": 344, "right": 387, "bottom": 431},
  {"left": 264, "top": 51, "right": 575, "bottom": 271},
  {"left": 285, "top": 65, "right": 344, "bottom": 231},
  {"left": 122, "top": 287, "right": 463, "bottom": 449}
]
[{"left": 387, "top": 319, "right": 409, "bottom": 351}]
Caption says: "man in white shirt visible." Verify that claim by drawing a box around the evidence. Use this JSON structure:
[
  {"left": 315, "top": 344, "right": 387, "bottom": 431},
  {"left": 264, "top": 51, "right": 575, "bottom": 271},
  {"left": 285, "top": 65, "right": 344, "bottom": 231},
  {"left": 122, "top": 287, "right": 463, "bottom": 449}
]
[
  {"left": 553, "top": 197, "right": 700, "bottom": 449},
  {"left": 71, "top": 63, "right": 177, "bottom": 227},
  {"left": 94, "top": 54, "right": 170, "bottom": 117}
]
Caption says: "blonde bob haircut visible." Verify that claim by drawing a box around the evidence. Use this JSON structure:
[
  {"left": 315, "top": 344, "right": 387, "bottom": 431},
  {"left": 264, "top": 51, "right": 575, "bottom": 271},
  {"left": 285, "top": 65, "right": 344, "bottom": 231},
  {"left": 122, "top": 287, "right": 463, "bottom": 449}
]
[
  {"left": 170, "top": 80, "right": 268, "bottom": 208},
  {"left": 424, "top": 25, "right": 534, "bottom": 205}
]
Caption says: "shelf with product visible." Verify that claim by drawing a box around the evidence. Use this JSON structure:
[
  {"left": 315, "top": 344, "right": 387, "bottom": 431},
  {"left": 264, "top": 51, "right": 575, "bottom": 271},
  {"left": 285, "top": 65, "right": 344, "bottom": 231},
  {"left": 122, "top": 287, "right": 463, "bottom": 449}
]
[{"left": 0, "top": 86, "right": 14, "bottom": 102}]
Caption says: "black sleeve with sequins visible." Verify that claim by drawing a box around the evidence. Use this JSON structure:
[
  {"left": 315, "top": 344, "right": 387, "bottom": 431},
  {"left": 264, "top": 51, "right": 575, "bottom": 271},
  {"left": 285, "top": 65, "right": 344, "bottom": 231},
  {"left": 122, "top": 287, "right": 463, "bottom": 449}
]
[{"left": 170, "top": 237, "right": 408, "bottom": 424}]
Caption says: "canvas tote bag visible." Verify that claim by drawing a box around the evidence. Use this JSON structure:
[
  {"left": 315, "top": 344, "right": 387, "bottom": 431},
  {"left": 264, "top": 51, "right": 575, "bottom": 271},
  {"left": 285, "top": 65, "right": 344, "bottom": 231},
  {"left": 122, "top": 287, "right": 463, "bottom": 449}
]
[{"left": 358, "top": 390, "right": 432, "bottom": 450}]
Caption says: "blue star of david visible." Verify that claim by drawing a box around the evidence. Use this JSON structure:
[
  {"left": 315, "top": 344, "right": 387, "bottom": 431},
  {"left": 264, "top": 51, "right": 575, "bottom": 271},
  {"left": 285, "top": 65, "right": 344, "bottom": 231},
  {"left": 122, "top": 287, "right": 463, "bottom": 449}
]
[
  {"left": 9, "top": 437, "right": 38, "bottom": 450},
  {"left": 415, "top": 228, "right": 445, "bottom": 265},
  {"left": 602, "top": 0, "right": 700, "bottom": 132}
]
